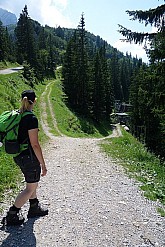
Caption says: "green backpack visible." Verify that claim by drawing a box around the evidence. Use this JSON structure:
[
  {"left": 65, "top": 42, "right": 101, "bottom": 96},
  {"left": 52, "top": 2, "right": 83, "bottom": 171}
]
[{"left": 0, "top": 110, "right": 33, "bottom": 155}]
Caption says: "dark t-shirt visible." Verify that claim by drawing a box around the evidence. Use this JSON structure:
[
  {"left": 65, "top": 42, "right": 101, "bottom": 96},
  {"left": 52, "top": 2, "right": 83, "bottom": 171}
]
[{"left": 17, "top": 112, "right": 38, "bottom": 155}]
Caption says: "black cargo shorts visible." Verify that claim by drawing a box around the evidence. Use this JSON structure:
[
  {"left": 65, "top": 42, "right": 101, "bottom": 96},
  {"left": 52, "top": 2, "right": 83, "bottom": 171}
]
[{"left": 13, "top": 154, "right": 41, "bottom": 183}]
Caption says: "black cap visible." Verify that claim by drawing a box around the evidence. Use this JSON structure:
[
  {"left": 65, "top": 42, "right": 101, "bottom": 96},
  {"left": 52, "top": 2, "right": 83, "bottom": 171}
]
[{"left": 21, "top": 90, "right": 36, "bottom": 103}]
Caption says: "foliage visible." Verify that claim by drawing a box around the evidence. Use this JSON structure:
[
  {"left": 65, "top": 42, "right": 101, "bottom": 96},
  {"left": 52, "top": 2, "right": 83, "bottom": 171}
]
[
  {"left": 15, "top": 6, "right": 34, "bottom": 64},
  {"left": 62, "top": 15, "right": 91, "bottom": 116},
  {"left": 119, "top": 1, "right": 165, "bottom": 158},
  {"left": 119, "top": 3, "right": 165, "bottom": 44},
  {"left": 126, "top": 4, "right": 165, "bottom": 30},
  {"left": 62, "top": 15, "right": 142, "bottom": 123},
  {"left": 130, "top": 62, "right": 165, "bottom": 156},
  {"left": 0, "top": 21, "right": 15, "bottom": 62},
  {"left": 22, "top": 62, "right": 36, "bottom": 87}
]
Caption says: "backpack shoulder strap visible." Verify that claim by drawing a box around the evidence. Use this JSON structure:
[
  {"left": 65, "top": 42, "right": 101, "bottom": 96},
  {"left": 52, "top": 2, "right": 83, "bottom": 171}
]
[{"left": 21, "top": 111, "right": 34, "bottom": 119}]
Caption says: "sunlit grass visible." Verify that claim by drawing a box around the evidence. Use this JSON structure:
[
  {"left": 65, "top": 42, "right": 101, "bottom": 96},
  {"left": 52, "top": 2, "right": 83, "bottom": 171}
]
[{"left": 0, "top": 149, "right": 23, "bottom": 202}]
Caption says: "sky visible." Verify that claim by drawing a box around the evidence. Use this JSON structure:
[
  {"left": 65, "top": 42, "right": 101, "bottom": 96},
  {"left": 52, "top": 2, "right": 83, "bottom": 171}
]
[{"left": 0, "top": 0, "right": 163, "bottom": 62}]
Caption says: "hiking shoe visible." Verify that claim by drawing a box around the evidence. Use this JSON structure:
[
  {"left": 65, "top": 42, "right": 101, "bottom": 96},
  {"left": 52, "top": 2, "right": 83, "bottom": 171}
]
[
  {"left": 2, "top": 210, "right": 25, "bottom": 226},
  {"left": 27, "top": 203, "right": 48, "bottom": 218}
]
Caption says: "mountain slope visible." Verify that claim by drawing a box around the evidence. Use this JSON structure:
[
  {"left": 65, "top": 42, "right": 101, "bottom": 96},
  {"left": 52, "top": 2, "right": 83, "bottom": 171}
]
[{"left": 0, "top": 8, "right": 17, "bottom": 26}]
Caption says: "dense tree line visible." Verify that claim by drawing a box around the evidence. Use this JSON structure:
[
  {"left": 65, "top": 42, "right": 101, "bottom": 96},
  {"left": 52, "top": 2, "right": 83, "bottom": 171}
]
[
  {"left": 62, "top": 14, "right": 142, "bottom": 122},
  {"left": 119, "top": 1, "right": 165, "bottom": 158},
  {"left": 0, "top": 20, "right": 14, "bottom": 61}
]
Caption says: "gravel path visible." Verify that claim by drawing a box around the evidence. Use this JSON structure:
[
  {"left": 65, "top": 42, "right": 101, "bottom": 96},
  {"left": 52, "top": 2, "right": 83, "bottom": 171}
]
[{"left": 0, "top": 82, "right": 164, "bottom": 247}]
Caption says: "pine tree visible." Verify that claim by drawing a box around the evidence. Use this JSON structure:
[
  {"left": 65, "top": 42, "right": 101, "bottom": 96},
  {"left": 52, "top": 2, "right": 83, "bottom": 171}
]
[
  {"left": 0, "top": 21, "right": 6, "bottom": 61},
  {"left": 99, "top": 44, "right": 113, "bottom": 121},
  {"left": 119, "top": 1, "right": 165, "bottom": 157},
  {"left": 76, "top": 13, "right": 90, "bottom": 114},
  {"left": 47, "top": 33, "right": 56, "bottom": 76},
  {"left": 55, "top": 26, "right": 64, "bottom": 39},
  {"left": 63, "top": 14, "right": 91, "bottom": 115},
  {"left": 38, "top": 27, "right": 46, "bottom": 50},
  {"left": 0, "top": 22, "right": 14, "bottom": 61},
  {"left": 118, "top": 2, "right": 165, "bottom": 62},
  {"left": 109, "top": 48, "right": 122, "bottom": 101},
  {"left": 15, "top": 6, "right": 37, "bottom": 67},
  {"left": 92, "top": 50, "right": 105, "bottom": 121},
  {"left": 62, "top": 32, "right": 79, "bottom": 107},
  {"left": 15, "top": 5, "right": 44, "bottom": 80},
  {"left": 4, "top": 27, "right": 13, "bottom": 61}
]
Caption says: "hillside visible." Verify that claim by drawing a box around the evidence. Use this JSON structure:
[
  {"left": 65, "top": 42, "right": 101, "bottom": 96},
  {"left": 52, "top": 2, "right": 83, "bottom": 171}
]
[
  {"left": 0, "top": 8, "right": 17, "bottom": 26},
  {"left": 0, "top": 7, "right": 137, "bottom": 66}
]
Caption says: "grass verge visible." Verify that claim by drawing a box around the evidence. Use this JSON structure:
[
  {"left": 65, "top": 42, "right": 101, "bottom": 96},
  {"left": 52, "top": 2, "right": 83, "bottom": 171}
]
[{"left": 101, "top": 127, "right": 165, "bottom": 216}]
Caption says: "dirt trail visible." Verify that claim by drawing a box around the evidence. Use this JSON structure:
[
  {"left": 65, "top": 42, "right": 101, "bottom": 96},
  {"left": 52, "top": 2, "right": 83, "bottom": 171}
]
[
  {"left": 40, "top": 81, "right": 64, "bottom": 139},
  {"left": 0, "top": 81, "right": 164, "bottom": 247}
]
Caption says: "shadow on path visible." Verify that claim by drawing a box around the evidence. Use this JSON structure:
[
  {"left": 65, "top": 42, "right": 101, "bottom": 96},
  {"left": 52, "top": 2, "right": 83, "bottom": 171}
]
[
  {"left": 10, "top": 67, "right": 23, "bottom": 72},
  {"left": 0, "top": 218, "right": 37, "bottom": 247},
  {"left": 0, "top": 67, "right": 23, "bottom": 75}
]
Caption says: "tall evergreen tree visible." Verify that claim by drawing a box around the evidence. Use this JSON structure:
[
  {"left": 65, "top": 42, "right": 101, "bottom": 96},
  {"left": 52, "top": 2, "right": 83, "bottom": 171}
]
[
  {"left": 63, "top": 14, "right": 91, "bottom": 115},
  {"left": 47, "top": 33, "right": 56, "bottom": 76},
  {"left": 109, "top": 48, "right": 122, "bottom": 100},
  {"left": 0, "top": 21, "right": 7, "bottom": 61},
  {"left": 15, "top": 5, "right": 45, "bottom": 81},
  {"left": 119, "top": 1, "right": 165, "bottom": 157},
  {"left": 92, "top": 50, "right": 106, "bottom": 121},
  {"left": 130, "top": 63, "right": 165, "bottom": 156},
  {"left": 38, "top": 27, "right": 46, "bottom": 50},
  {"left": 76, "top": 13, "right": 90, "bottom": 114},
  {"left": 15, "top": 6, "right": 38, "bottom": 67},
  {"left": 99, "top": 44, "right": 113, "bottom": 120},
  {"left": 0, "top": 22, "right": 13, "bottom": 61},
  {"left": 4, "top": 27, "right": 14, "bottom": 61},
  {"left": 62, "top": 32, "right": 79, "bottom": 107}
]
